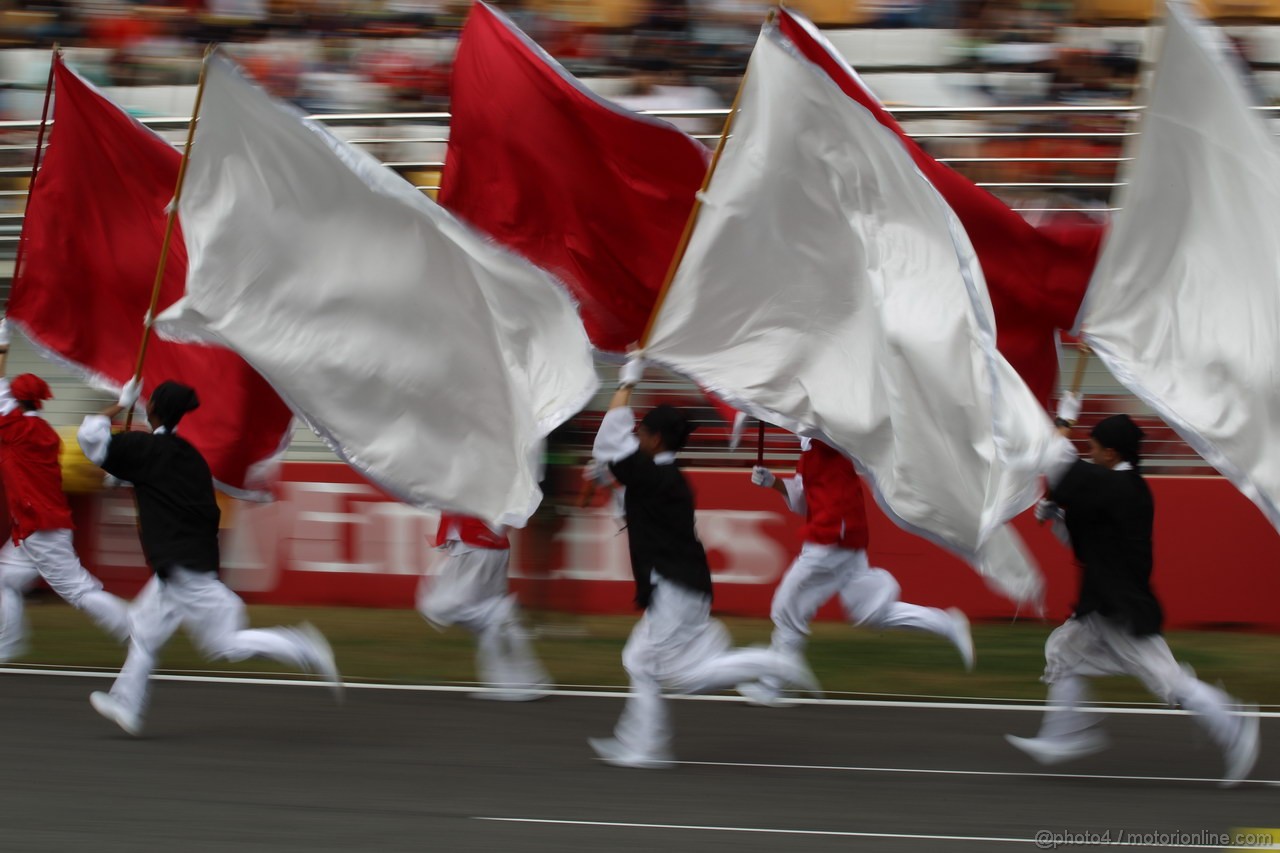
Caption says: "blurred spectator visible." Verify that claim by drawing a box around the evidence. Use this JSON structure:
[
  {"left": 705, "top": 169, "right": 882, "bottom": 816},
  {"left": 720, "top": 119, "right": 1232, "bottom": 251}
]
[
  {"left": 0, "top": 0, "right": 1259, "bottom": 218},
  {"left": 867, "top": 0, "right": 926, "bottom": 28},
  {"left": 610, "top": 58, "right": 721, "bottom": 135}
]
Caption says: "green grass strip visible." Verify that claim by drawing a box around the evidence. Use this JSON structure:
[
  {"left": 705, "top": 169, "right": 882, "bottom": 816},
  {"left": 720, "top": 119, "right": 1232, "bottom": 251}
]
[{"left": 9, "top": 601, "right": 1278, "bottom": 705}]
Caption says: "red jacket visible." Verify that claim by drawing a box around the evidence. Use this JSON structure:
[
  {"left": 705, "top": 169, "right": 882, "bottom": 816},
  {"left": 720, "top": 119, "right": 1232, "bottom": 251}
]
[
  {"left": 796, "top": 439, "right": 868, "bottom": 550},
  {"left": 0, "top": 409, "right": 75, "bottom": 542},
  {"left": 435, "top": 512, "right": 509, "bottom": 550}
]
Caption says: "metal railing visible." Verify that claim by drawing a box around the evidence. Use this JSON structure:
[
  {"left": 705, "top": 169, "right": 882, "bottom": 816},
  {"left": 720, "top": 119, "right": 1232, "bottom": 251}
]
[
  {"left": 0, "top": 101, "right": 1155, "bottom": 245},
  {"left": 0, "top": 103, "right": 1215, "bottom": 472}
]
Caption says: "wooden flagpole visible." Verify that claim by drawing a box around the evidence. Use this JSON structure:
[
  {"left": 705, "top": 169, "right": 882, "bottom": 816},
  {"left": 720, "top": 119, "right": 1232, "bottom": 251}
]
[
  {"left": 125, "top": 44, "right": 214, "bottom": 428},
  {"left": 583, "top": 13, "right": 772, "bottom": 502},
  {"left": 635, "top": 13, "right": 773, "bottom": 471},
  {"left": 635, "top": 11, "right": 770, "bottom": 350},
  {"left": 1068, "top": 341, "right": 1091, "bottom": 396},
  {"left": 9, "top": 44, "right": 60, "bottom": 296},
  {"left": 1040, "top": 339, "right": 1092, "bottom": 515}
]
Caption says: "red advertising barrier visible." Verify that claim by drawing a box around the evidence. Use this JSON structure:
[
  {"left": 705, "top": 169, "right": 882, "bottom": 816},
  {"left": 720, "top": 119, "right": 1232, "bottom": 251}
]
[{"left": 74, "top": 462, "right": 1280, "bottom": 629}]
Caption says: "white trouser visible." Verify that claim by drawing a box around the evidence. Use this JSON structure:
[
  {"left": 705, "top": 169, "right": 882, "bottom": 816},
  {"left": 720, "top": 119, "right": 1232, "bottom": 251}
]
[
  {"left": 416, "top": 547, "right": 546, "bottom": 689},
  {"left": 770, "top": 543, "right": 957, "bottom": 657},
  {"left": 108, "top": 569, "right": 322, "bottom": 718},
  {"left": 612, "top": 575, "right": 802, "bottom": 759},
  {"left": 0, "top": 530, "right": 130, "bottom": 657},
  {"left": 1034, "top": 614, "right": 1247, "bottom": 751}
]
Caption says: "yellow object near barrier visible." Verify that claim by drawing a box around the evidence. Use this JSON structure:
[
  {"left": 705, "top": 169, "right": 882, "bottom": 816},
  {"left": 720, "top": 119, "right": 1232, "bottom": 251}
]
[
  {"left": 786, "top": 0, "right": 875, "bottom": 26},
  {"left": 216, "top": 490, "right": 237, "bottom": 529},
  {"left": 56, "top": 425, "right": 105, "bottom": 494},
  {"left": 55, "top": 425, "right": 240, "bottom": 525},
  {"left": 527, "top": 0, "right": 644, "bottom": 28},
  {"left": 1076, "top": 0, "right": 1280, "bottom": 20},
  {"left": 1229, "top": 827, "right": 1280, "bottom": 850}
]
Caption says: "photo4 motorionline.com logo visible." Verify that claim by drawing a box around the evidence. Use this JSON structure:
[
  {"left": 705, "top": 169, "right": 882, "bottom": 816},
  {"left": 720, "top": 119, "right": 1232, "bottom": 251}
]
[{"left": 1034, "top": 829, "right": 1280, "bottom": 850}]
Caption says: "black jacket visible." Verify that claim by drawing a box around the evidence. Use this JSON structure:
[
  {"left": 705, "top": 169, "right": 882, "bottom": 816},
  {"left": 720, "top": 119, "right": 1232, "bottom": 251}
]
[
  {"left": 102, "top": 430, "right": 221, "bottom": 579},
  {"left": 1050, "top": 459, "right": 1162, "bottom": 635},
  {"left": 609, "top": 451, "right": 713, "bottom": 609}
]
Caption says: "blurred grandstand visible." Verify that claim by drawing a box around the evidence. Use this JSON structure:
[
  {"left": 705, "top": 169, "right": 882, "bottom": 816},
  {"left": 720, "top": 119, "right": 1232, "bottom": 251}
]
[{"left": 2, "top": 0, "right": 1270, "bottom": 474}]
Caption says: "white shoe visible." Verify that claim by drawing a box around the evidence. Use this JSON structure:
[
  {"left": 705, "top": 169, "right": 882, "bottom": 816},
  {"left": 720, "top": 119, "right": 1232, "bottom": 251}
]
[
  {"left": 298, "top": 623, "right": 343, "bottom": 703},
  {"left": 777, "top": 653, "right": 823, "bottom": 698},
  {"left": 474, "top": 654, "right": 552, "bottom": 701},
  {"left": 1005, "top": 730, "right": 1108, "bottom": 766},
  {"left": 946, "top": 608, "right": 976, "bottom": 672},
  {"left": 90, "top": 691, "right": 143, "bottom": 737},
  {"left": 471, "top": 689, "right": 550, "bottom": 702},
  {"left": 0, "top": 640, "right": 28, "bottom": 664},
  {"left": 588, "top": 737, "right": 673, "bottom": 770},
  {"left": 470, "top": 680, "right": 551, "bottom": 702},
  {"left": 1221, "top": 707, "right": 1260, "bottom": 788},
  {"left": 737, "top": 681, "right": 787, "bottom": 708}
]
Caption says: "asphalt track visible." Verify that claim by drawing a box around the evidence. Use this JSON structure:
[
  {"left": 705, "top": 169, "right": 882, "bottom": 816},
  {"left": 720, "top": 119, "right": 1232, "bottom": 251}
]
[{"left": 1, "top": 671, "right": 1276, "bottom": 852}]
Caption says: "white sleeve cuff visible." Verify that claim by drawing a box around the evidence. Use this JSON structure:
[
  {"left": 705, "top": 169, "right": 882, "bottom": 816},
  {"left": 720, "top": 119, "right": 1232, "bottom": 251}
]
[
  {"left": 783, "top": 475, "right": 807, "bottom": 517},
  {"left": 1050, "top": 518, "right": 1072, "bottom": 548},
  {"left": 594, "top": 407, "right": 640, "bottom": 463},
  {"left": 77, "top": 414, "right": 113, "bottom": 467},
  {"left": 0, "top": 376, "right": 15, "bottom": 416},
  {"left": 1044, "top": 433, "right": 1079, "bottom": 490}
]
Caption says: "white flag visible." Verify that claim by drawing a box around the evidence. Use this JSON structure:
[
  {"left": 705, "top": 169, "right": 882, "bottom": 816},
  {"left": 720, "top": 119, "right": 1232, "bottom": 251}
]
[
  {"left": 157, "top": 54, "right": 598, "bottom": 528},
  {"left": 644, "top": 29, "right": 1065, "bottom": 603},
  {"left": 1081, "top": 1, "right": 1280, "bottom": 532}
]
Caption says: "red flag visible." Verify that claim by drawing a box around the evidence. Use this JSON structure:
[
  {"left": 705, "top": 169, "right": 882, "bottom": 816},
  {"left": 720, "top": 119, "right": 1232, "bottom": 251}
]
[
  {"left": 10, "top": 58, "right": 294, "bottom": 498},
  {"left": 777, "top": 9, "right": 1104, "bottom": 408},
  {"left": 439, "top": 1, "right": 709, "bottom": 353}
]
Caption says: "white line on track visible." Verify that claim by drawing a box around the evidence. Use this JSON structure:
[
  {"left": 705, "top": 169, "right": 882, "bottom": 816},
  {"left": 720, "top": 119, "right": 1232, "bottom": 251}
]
[
  {"left": 5, "top": 666, "right": 1276, "bottom": 787},
  {"left": 670, "top": 760, "right": 1280, "bottom": 787},
  {"left": 473, "top": 818, "right": 1280, "bottom": 849},
  {"left": 2, "top": 666, "right": 1278, "bottom": 718},
  {"left": 21, "top": 667, "right": 1278, "bottom": 710}
]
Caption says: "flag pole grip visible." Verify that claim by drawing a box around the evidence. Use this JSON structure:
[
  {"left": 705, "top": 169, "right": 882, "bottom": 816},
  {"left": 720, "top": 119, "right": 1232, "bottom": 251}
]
[{"left": 1069, "top": 342, "right": 1090, "bottom": 396}]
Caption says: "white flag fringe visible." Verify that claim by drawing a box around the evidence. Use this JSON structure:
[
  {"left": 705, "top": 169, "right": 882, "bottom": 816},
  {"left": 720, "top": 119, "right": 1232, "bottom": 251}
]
[
  {"left": 157, "top": 54, "right": 598, "bottom": 528},
  {"left": 644, "top": 29, "right": 1066, "bottom": 604},
  {"left": 1081, "top": 1, "right": 1280, "bottom": 532}
]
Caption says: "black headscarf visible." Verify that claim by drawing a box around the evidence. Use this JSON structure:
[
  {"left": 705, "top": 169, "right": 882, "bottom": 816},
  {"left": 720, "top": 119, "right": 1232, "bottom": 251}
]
[
  {"left": 640, "top": 404, "right": 697, "bottom": 452},
  {"left": 1091, "top": 414, "right": 1144, "bottom": 467},
  {"left": 150, "top": 381, "right": 200, "bottom": 431}
]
